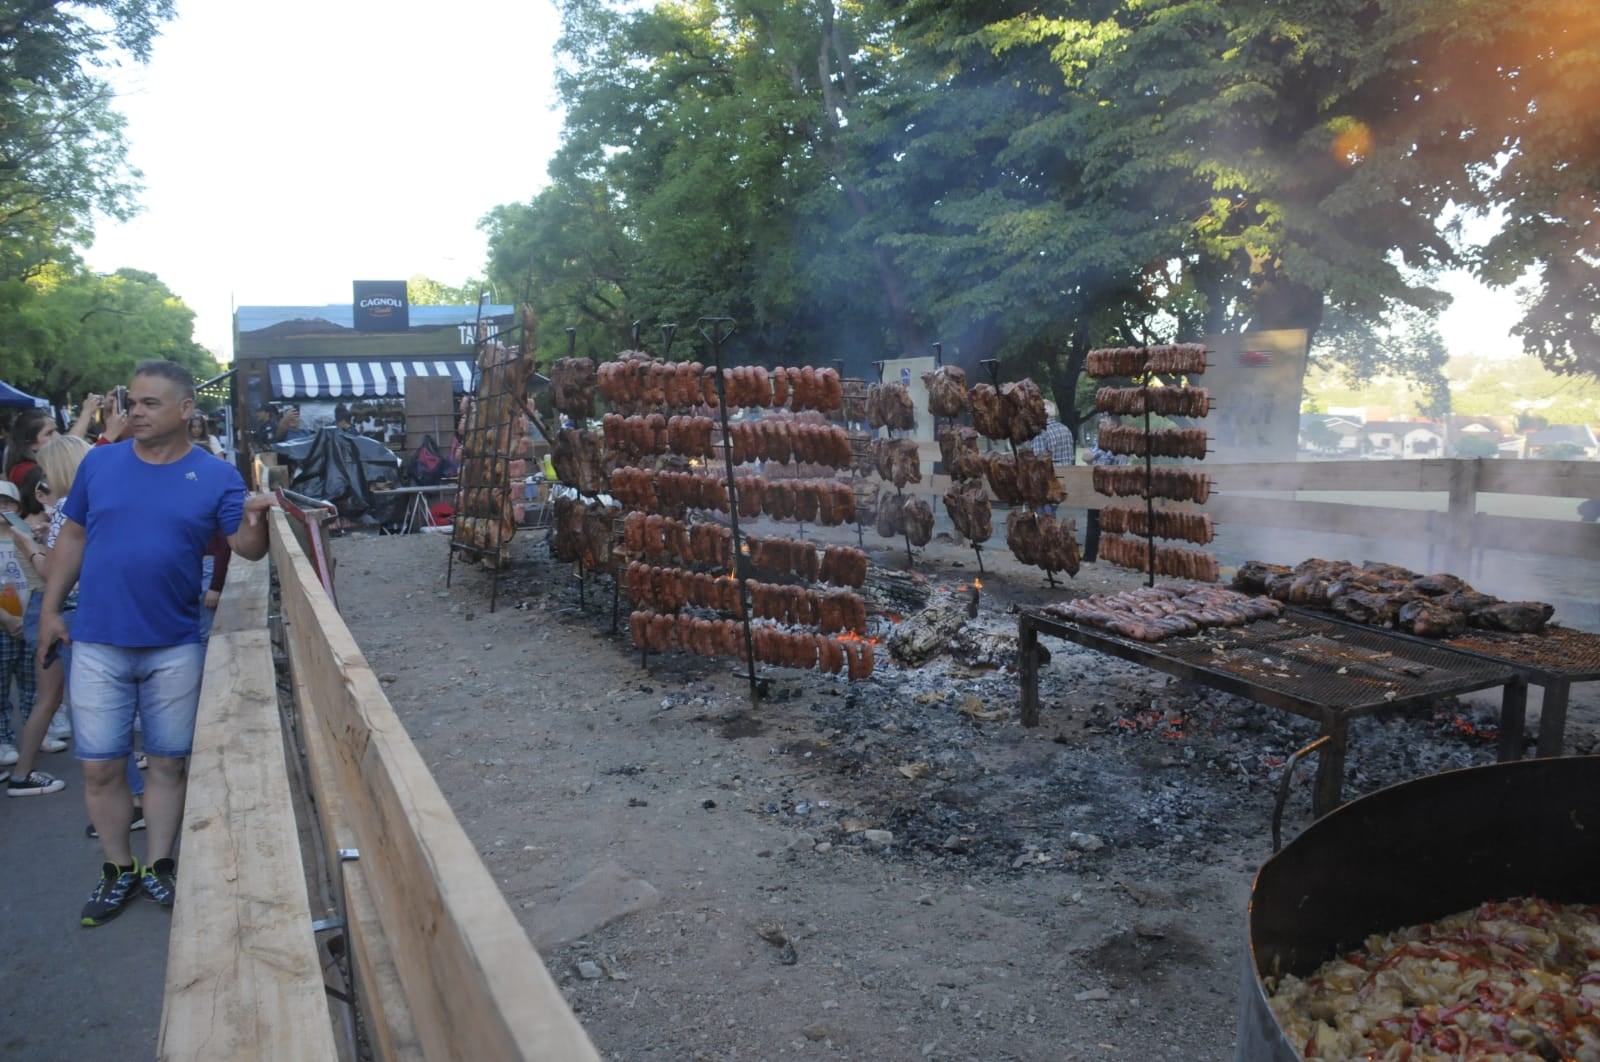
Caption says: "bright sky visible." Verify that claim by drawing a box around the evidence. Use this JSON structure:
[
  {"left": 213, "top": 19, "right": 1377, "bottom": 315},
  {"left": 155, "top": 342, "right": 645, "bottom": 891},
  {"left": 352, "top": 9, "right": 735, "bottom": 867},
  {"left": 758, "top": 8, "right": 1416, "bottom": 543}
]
[
  {"left": 86, "top": 1, "right": 1532, "bottom": 365},
  {"left": 87, "top": 0, "right": 567, "bottom": 360}
]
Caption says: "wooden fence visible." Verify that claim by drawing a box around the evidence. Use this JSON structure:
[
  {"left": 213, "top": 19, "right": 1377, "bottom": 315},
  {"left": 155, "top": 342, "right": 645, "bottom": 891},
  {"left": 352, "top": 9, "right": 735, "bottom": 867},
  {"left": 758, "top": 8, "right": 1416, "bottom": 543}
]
[
  {"left": 160, "top": 512, "right": 599, "bottom": 1061},
  {"left": 926, "top": 457, "right": 1600, "bottom": 572}
]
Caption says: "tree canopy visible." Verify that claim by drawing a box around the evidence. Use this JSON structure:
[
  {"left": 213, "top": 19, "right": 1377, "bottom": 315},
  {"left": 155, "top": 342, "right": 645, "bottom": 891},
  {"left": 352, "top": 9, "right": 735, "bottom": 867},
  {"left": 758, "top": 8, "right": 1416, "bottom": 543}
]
[
  {"left": 0, "top": 1, "right": 207, "bottom": 403},
  {"left": 483, "top": 0, "right": 1600, "bottom": 407},
  {"left": 0, "top": 266, "right": 216, "bottom": 404}
]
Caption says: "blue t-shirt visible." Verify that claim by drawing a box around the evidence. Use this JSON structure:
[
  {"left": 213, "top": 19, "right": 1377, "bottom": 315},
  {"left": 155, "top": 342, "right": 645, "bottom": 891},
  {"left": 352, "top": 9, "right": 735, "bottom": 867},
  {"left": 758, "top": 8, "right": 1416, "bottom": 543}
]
[{"left": 63, "top": 442, "right": 245, "bottom": 647}]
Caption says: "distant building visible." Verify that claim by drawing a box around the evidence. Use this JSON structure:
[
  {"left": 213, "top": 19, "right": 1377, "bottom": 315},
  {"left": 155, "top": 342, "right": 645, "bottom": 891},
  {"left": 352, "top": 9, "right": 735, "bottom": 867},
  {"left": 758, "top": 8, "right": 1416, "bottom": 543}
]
[
  {"left": 1298, "top": 413, "right": 1363, "bottom": 453},
  {"left": 1525, "top": 424, "right": 1599, "bottom": 459},
  {"left": 1445, "top": 415, "right": 1522, "bottom": 458},
  {"left": 1363, "top": 421, "right": 1445, "bottom": 458}
]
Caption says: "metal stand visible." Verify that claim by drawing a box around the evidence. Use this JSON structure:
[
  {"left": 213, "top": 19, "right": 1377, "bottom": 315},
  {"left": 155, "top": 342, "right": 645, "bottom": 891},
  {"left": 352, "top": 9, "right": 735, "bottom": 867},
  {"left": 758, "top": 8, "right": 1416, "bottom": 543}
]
[
  {"left": 702, "top": 317, "right": 760, "bottom": 704},
  {"left": 446, "top": 304, "right": 532, "bottom": 612}
]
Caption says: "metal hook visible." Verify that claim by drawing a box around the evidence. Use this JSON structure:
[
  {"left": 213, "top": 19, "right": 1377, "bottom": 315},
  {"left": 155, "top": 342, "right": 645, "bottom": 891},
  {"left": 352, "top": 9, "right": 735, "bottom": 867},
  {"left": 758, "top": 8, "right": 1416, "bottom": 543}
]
[{"left": 661, "top": 323, "right": 679, "bottom": 358}]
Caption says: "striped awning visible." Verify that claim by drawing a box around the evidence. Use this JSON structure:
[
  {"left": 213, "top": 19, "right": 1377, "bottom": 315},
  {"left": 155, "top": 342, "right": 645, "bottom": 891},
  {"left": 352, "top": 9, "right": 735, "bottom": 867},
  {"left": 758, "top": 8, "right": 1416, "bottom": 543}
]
[{"left": 269, "top": 358, "right": 475, "bottom": 399}]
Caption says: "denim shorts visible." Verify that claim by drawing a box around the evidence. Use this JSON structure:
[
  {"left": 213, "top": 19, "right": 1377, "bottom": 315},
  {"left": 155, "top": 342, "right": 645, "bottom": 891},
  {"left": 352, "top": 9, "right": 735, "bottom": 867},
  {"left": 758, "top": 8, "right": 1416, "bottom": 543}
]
[{"left": 70, "top": 642, "right": 206, "bottom": 760}]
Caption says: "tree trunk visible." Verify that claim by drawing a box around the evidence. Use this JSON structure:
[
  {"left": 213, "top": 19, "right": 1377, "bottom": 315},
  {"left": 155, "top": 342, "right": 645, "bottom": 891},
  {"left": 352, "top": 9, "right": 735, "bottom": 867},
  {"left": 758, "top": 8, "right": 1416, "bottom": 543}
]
[{"left": 1249, "top": 274, "right": 1325, "bottom": 351}]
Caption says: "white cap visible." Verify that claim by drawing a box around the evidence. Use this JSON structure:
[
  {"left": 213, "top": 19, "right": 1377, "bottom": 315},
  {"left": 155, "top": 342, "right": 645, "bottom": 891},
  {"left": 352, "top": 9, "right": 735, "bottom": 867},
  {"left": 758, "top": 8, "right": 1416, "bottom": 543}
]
[{"left": 0, "top": 480, "right": 19, "bottom": 504}]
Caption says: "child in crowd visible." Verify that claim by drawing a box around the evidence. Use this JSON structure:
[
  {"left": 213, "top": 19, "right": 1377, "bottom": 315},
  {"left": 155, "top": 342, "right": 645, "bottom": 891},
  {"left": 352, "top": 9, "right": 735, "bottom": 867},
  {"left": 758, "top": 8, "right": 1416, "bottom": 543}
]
[{"left": 0, "top": 480, "right": 33, "bottom": 768}]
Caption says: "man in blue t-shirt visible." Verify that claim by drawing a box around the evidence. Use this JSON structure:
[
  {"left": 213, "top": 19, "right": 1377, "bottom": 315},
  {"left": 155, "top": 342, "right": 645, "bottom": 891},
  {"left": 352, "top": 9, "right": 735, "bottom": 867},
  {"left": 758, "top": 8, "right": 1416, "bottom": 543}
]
[{"left": 37, "top": 359, "right": 276, "bottom": 927}]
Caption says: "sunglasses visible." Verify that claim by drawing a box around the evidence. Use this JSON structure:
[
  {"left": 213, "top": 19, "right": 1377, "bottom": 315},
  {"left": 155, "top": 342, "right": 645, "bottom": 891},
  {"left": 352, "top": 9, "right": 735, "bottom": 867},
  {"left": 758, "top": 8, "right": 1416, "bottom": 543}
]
[{"left": 36, "top": 481, "right": 50, "bottom": 495}]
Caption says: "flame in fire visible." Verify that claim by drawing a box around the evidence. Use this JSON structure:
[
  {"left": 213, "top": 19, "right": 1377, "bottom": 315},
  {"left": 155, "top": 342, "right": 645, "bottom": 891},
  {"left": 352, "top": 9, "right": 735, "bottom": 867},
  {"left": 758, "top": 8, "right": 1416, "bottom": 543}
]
[
  {"left": 1116, "top": 709, "right": 1187, "bottom": 739},
  {"left": 974, "top": 579, "right": 983, "bottom": 591}
]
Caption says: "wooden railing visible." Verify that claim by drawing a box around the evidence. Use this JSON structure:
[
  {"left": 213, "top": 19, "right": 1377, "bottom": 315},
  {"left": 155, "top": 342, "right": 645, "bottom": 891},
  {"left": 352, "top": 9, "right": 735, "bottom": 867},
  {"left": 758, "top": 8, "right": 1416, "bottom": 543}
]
[
  {"left": 271, "top": 510, "right": 599, "bottom": 1061},
  {"left": 926, "top": 457, "right": 1600, "bottom": 570},
  {"left": 160, "top": 555, "right": 340, "bottom": 1061},
  {"left": 162, "top": 514, "right": 598, "bottom": 1061}
]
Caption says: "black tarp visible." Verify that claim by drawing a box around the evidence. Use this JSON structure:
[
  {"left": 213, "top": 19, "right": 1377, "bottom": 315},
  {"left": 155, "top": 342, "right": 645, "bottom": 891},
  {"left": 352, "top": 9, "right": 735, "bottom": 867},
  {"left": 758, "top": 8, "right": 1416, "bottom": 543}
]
[{"left": 275, "top": 428, "right": 401, "bottom": 523}]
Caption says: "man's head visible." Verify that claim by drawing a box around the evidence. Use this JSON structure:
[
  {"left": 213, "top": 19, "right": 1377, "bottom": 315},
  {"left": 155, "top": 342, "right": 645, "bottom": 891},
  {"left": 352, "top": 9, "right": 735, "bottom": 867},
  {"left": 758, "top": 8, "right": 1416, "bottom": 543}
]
[{"left": 127, "top": 359, "right": 197, "bottom": 446}]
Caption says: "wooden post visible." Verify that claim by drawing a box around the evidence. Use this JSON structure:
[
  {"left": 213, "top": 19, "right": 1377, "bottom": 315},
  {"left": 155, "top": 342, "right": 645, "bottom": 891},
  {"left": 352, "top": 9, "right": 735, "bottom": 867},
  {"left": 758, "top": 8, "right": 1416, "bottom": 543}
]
[
  {"left": 1019, "top": 616, "right": 1040, "bottom": 727},
  {"left": 1445, "top": 458, "right": 1478, "bottom": 575}
]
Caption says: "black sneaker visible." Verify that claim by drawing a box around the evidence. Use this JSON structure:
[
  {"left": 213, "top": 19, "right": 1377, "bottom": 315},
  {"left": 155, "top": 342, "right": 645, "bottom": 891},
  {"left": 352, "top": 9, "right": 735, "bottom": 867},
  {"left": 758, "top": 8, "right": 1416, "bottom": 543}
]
[
  {"left": 141, "top": 857, "right": 176, "bottom": 908},
  {"left": 7, "top": 770, "right": 65, "bottom": 797},
  {"left": 81, "top": 862, "right": 142, "bottom": 926}
]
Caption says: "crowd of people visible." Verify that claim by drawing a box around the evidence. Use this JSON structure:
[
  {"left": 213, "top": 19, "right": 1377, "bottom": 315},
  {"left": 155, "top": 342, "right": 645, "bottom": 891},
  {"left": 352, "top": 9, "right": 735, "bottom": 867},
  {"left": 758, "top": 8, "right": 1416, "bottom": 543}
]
[{"left": 1, "top": 364, "right": 271, "bottom": 926}]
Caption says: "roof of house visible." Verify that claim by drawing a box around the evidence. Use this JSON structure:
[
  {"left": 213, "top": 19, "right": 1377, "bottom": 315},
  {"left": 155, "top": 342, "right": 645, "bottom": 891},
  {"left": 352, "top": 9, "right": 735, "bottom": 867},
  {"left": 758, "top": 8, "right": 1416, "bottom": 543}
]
[
  {"left": 1363, "top": 421, "right": 1442, "bottom": 434},
  {"left": 1526, "top": 424, "right": 1599, "bottom": 448},
  {"left": 236, "top": 304, "right": 515, "bottom": 334}
]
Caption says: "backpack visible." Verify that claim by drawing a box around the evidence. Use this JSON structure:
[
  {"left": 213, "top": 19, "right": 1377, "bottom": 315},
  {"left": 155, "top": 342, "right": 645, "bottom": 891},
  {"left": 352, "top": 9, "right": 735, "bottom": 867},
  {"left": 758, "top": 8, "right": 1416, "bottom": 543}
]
[{"left": 405, "top": 434, "right": 455, "bottom": 486}]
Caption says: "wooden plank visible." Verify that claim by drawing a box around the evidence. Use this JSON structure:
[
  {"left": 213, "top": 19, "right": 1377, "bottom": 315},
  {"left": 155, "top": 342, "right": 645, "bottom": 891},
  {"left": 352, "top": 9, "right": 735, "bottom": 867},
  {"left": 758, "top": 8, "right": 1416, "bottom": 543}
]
[
  {"left": 1472, "top": 513, "right": 1600, "bottom": 559},
  {"left": 1477, "top": 458, "right": 1600, "bottom": 498},
  {"left": 1205, "top": 494, "right": 1439, "bottom": 540},
  {"left": 211, "top": 551, "right": 271, "bottom": 638},
  {"left": 1205, "top": 459, "right": 1452, "bottom": 493},
  {"left": 159, "top": 627, "right": 338, "bottom": 1062},
  {"left": 271, "top": 512, "right": 599, "bottom": 1062},
  {"left": 284, "top": 615, "right": 424, "bottom": 1062}
]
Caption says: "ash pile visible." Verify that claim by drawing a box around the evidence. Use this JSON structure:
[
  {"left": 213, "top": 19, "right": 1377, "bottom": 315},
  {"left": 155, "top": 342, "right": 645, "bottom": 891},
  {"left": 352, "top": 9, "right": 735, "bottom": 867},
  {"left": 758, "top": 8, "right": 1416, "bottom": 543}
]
[{"left": 764, "top": 582, "right": 1519, "bottom": 877}]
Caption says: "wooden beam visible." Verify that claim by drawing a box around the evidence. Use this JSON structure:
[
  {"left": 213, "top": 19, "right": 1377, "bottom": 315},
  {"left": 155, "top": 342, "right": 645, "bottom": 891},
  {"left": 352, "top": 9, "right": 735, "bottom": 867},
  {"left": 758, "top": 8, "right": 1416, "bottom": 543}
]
[
  {"left": 1205, "top": 494, "right": 1440, "bottom": 540},
  {"left": 210, "top": 550, "right": 271, "bottom": 638},
  {"left": 1204, "top": 459, "right": 1452, "bottom": 493},
  {"left": 271, "top": 512, "right": 599, "bottom": 1062},
  {"left": 159, "top": 627, "right": 338, "bottom": 1062},
  {"left": 1472, "top": 513, "right": 1600, "bottom": 559},
  {"left": 1477, "top": 458, "right": 1600, "bottom": 498},
  {"left": 283, "top": 615, "right": 424, "bottom": 1062}
]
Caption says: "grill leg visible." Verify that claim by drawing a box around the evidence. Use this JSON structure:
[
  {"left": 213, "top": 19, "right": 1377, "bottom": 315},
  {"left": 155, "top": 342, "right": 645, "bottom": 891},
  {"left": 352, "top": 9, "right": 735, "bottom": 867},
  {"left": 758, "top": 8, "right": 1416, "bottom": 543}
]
[
  {"left": 1311, "top": 721, "right": 1348, "bottom": 818},
  {"left": 1536, "top": 678, "right": 1571, "bottom": 758},
  {"left": 1497, "top": 678, "right": 1528, "bottom": 762},
  {"left": 1019, "top": 618, "right": 1040, "bottom": 727}
]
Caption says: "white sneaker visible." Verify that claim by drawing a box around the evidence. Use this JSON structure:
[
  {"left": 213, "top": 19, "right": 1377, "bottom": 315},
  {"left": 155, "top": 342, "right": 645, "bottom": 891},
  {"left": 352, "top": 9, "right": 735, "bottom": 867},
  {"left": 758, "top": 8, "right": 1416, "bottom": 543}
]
[
  {"left": 40, "top": 736, "right": 69, "bottom": 754},
  {"left": 47, "top": 711, "right": 71, "bottom": 741},
  {"left": 0, "top": 743, "right": 17, "bottom": 766}
]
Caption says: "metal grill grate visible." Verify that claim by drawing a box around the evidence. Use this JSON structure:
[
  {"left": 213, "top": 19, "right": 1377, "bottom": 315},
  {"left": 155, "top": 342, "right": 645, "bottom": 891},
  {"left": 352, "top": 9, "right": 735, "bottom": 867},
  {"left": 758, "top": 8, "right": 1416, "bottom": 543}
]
[
  {"left": 1153, "top": 615, "right": 1509, "bottom": 712},
  {"left": 1444, "top": 625, "right": 1600, "bottom": 680}
]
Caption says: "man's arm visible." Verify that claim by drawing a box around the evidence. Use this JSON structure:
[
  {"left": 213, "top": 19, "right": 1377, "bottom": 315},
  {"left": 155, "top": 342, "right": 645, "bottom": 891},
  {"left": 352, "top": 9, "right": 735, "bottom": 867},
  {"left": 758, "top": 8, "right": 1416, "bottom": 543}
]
[{"left": 226, "top": 494, "right": 277, "bottom": 561}]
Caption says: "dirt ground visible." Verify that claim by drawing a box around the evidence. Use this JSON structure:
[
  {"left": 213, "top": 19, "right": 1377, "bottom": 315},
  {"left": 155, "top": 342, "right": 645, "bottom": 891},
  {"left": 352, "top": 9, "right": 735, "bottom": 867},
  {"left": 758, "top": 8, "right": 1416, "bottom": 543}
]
[{"left": 334, "top": 524, "right": 1600, "bottom": 1062}]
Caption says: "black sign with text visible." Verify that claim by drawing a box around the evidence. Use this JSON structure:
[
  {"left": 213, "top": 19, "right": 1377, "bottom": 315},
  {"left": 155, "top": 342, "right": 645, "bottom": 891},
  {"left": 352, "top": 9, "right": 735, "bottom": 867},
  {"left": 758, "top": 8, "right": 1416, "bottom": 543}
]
[{"left": 352, "top": 280, "right": 409, "bottom": 332}]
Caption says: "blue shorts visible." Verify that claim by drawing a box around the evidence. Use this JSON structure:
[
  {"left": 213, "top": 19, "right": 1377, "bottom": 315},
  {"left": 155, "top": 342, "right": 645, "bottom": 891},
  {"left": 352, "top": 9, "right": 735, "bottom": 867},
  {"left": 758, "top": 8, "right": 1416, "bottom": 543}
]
[{"left": 70, "top": 642, "right": 206, "bottom": 761}]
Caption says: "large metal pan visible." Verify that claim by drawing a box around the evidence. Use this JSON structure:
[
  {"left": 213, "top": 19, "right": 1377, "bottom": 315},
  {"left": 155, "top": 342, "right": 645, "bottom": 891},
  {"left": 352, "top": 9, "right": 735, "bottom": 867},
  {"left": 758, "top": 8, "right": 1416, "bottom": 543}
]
[{"left": 1235, "top": 756, "right": 1600, "bottom": 1061}]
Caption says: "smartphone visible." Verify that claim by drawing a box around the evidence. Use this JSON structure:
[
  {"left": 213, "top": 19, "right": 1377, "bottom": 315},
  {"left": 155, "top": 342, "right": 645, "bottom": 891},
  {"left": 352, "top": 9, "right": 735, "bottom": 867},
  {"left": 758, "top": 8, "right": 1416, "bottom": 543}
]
[
  {"left": 113, "top": 387, "right": 128, "bottom": 414},
  {"left": 2, "top": 511, "right": 31, "bottom": 534},
  {"left": 42, "top": 639, "right": 61, "bottom": 669}
]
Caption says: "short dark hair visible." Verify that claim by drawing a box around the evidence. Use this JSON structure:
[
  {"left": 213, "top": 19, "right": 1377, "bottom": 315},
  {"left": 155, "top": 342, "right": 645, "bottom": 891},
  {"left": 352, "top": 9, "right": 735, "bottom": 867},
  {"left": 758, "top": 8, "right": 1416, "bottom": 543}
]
[{"left": 133, "top": 359, "right": 196, "bottom": 401}]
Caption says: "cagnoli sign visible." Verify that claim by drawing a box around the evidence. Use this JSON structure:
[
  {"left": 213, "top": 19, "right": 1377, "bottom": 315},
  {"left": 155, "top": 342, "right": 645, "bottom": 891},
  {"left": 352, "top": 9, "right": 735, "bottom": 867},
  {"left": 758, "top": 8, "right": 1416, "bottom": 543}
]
[{"left": 353, "top": 280, "right": 410, "bottom": 332}]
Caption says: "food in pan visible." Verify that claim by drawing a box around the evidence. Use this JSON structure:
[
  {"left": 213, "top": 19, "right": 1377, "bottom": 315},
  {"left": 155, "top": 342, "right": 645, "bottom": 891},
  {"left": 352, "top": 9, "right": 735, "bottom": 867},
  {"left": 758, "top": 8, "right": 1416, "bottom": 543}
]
[{"left": 1266, "top": 896, "right": 1600, "bottom": 1061}]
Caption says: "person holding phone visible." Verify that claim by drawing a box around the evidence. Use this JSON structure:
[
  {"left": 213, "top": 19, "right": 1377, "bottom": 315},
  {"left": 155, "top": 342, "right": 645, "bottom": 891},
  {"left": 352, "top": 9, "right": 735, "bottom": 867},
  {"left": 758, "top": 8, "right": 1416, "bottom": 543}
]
[{"left": 38, "top": 359, "right": 276, "bottom": 927}]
